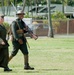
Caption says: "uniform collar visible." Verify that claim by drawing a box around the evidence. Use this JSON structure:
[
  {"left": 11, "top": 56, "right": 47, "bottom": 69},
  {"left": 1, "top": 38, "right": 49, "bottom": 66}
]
[{"left": 17, "top": 18, "right": 22, "bottom": 22}]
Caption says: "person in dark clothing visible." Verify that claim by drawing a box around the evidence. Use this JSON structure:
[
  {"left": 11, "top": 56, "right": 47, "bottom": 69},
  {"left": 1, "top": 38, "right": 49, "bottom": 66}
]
[
  {"left": 8, "top": 10, "right": 37, "bottom": 70},
  {"left": 0, "top": 14, "right": 12, "bottom": 72}
]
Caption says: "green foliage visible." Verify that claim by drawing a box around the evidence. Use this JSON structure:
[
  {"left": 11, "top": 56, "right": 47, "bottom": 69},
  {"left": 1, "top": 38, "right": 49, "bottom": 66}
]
[
  {"left": 68, "top": 0, "right": 74, "bottom": 6},
  {"left": 17, "top": 0, "right": 22, "bottom": 3},
  {"left": 51, "top": 0, "right": 61, "bottom": 4},
  {"left": 43, "top": 11, "right": 68, "bottom": 33},
  {"left": 25, "top": 11, "right": 67, "bottom": 20},
  {"left": 24, "top": 12, "right": 31, "bottom": 18},
  {"left": 3, "top": 22, "right": 10, "bottom": 32},
  {"left": 51, "top": 11, "right": 68, "bottom": 32},
  {"left": 51, "top": 11, "right": 67, "bottom": 20},
  {"left": 32, "top": 16, "right": 47, "bottom": 19},
  {"left": 0, "top": 0, "right": 74, "bottom": 8},
  {"left": 43, "top": 20, "right": 48, "bottom": 24},
  {"left": 24, "top": 12, "right": 47, "bottom": 19}
]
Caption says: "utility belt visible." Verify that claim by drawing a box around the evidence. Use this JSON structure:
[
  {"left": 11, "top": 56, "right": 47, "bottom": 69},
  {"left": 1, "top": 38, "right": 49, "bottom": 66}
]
[
  {"left": 9, "top": 29, "right": 25, "bottom": 41},
  {"left": 17, "top": 29, "right": 25, "bottom": 37},
  {"left": 17, "top": 29, "right": 24, "bottom": 34}
]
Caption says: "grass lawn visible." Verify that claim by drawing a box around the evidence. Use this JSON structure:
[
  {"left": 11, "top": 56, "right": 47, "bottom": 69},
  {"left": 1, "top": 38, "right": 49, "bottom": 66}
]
[{"left": 0, "top": 37, "right": 74, "bottom": 75}]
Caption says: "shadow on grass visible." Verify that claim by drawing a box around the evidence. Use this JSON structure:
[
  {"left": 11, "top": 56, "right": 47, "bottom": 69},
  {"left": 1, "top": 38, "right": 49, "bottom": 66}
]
[
  {"left": 40, "top": 69, "right": 64, "bottom": 71},
  {"left": 0, "top": 68, "right": 70, "bottom": 73},
  {"left": 23, "top": 69, "right": 70, "bottom": 73}
]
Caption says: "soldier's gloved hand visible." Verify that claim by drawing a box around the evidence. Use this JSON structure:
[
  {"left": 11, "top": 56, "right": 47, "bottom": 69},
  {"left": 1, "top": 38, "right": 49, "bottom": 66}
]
[
  {"left": 31, "top": 34, "right": 38, "bottom": 40},
  {"left": 18, "top": 39, "right": 23, "bottom": 44},
  {"left": 23, "top": 26, "right": 28, "bottom": 31}
]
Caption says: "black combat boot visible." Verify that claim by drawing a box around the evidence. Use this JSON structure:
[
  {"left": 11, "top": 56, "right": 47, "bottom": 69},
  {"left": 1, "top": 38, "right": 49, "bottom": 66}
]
[
  {"left": 24, "top": 63, "right": 34, "bottom": 70},
  {"left": 4, "top": 67, "right": 12, "bottom": 72}
]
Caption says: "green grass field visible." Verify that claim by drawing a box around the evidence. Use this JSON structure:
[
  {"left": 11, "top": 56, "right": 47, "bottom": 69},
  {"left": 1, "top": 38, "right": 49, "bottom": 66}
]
[{"left": 0, "top": 37, "right": 74, "bottom": 75}]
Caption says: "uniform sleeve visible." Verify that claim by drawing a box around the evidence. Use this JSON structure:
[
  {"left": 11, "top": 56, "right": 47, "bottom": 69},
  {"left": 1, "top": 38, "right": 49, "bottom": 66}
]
[
  {"left": 0, "top": 26, "right": 3, "bottom": 32},
  {"left": 0, "top": 27, "right": 3, "bottom": 38},
  {"left": 11, "top": 21, "right": 20, "bottom": 40}
]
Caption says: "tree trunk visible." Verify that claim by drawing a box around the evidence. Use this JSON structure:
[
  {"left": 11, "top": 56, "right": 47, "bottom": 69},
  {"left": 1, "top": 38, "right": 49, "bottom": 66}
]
[
  {"left": 47, "top": 0, "right": 54, "bottom": 37},
  {"left": 22, "top": 0, "right": 26, "bottom": 12},
  {"left": 1, "top": 0, "right": 5, "bottom": 14}
]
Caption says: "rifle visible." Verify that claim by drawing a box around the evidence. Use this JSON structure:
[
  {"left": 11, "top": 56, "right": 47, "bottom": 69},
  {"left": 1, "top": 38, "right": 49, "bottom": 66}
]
[
  {"left": 26, "top": 26, "right": 38, "bottom": 40},
  {"left": 17, "top": 25, "right": 38, "bottom": 40}
]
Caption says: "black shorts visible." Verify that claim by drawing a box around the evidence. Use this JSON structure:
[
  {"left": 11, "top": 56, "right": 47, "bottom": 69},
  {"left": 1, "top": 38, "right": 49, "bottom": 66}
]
[{"left": 11, "top": 40, "right": 28, "bottom": 56}]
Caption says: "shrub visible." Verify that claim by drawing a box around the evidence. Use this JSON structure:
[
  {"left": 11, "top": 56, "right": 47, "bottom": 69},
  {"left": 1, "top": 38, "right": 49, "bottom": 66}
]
[
  {"left": 3, "top": 22, "right": 10, "bottom": 32},
  {"left": 51, "top": 11, "right": 67, "bottom": 20}
]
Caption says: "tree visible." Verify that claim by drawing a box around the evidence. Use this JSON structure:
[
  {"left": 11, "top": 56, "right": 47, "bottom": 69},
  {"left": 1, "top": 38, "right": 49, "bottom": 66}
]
[
  {"left": 1, "top": 0, "right": 5, "bottom": 14},
  {"left": 68, "top": 0, "right": 74, "bottom": 6}
]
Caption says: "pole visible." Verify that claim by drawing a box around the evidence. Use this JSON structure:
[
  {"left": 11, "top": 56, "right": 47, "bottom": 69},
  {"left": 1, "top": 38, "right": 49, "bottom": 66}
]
[
  {"left": 62, "top": 0, "right": 64, "bottom": 13},
  {"left": 11, "top": 2, "right": 17, "bottom": 12},
  {"left": 1, "top": 0, "right": 5, "bottom": 15},
  {"left": 7, "top": 0, "right": 10, "bottom": 16},
  {"left": 47, "top": 0, "right": 54, "bottom": 37},
  {"left": 67, "top": 19, "right": 69, "bottom": 35},
  {"left": 22, "top": 0, "right": 26, "bottom": 12}
]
